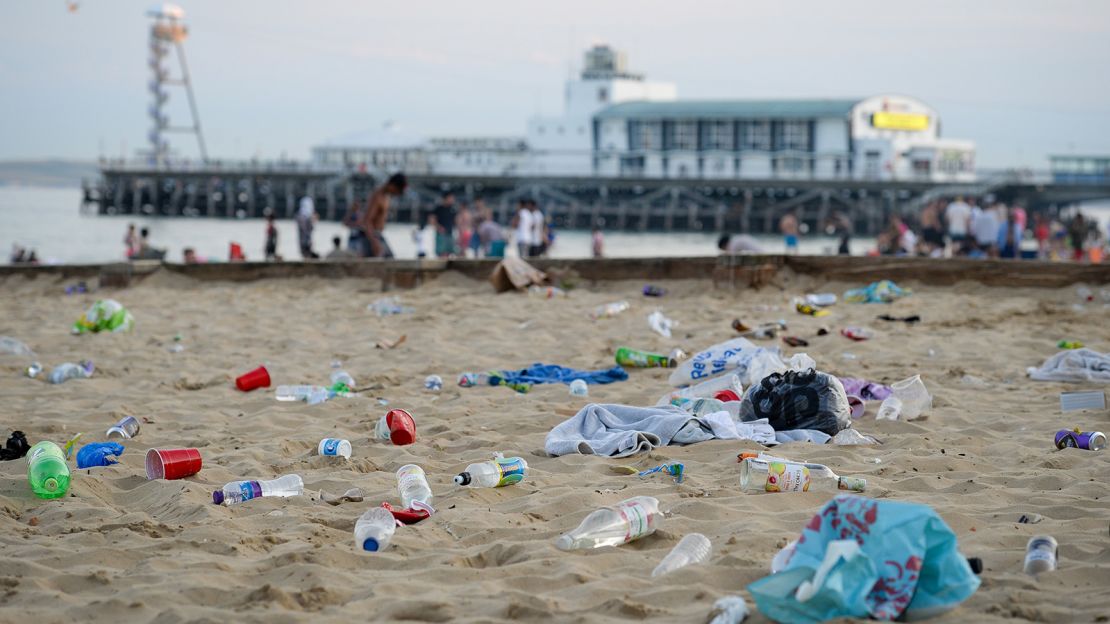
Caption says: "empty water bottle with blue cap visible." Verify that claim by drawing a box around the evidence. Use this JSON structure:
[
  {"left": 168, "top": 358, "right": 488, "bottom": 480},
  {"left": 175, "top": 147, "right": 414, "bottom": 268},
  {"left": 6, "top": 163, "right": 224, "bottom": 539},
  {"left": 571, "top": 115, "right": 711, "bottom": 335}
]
[
  {"left": 213, "top": 474, "right": 303, "bottom": 505},
  {"left": 354, "top": 507, "right": 397, "bottom": 552},
  {"left": 454, "top": 453, "right": 528, "bottom": 488}
]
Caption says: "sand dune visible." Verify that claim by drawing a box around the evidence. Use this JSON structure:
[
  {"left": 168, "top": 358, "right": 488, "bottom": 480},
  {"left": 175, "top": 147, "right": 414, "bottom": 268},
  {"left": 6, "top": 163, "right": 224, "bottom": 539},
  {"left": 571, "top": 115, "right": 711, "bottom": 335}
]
[{"left": 1, "top": 269, "right": 1108, "bottom": 623}]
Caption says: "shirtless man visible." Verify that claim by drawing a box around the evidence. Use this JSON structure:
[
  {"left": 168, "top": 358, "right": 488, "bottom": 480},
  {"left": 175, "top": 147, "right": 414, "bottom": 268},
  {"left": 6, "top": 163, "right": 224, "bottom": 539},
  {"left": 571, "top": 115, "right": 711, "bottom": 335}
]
[
  {"left": 779, "top": 209, "right": 800, "bottom": 254},
  {"left": 363, "top": 173, "right": 407, "bottom": 258}
]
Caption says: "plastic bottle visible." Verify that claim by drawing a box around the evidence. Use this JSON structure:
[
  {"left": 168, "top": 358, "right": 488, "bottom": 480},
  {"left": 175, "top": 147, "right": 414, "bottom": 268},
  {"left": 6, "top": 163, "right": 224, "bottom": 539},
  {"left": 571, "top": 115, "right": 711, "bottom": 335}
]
[
  {"left": 555, "top": 496, "right": 662, "bottom": 550},
  {"left": 318, "top": 438, "right": 352, "bottom": 459},
  {"left": 615, "top": 347, "right": 675, "bottom": 368},
  {"left": 275, "top": 385, "right": 333, "bottom": 405},
  {"left": 212, "top": 474, "right": 304, "bottom": 505},
  {"left": 1024, "top": 536, "right": 1058, "bottom": 575},
  {"left": 739, "top": 457, "right": 866, "bottom": 493},
  {"left": 396, "top": 464, "right": 434, "bottom": 512},
  {"left": 528, "top": 285, "right": 567, "bottom": 298},
  {"left": 658, "top": 373, "right": 743, "bottom": 407},
  {"left": 457, "top": 372, "right": 491, "bottom": 388},
  {"left": 590, "top": 301, "right": 630, "bottom": 320},
  {"left": 569, "top": 379, "right": 589, "bottom": 396},
  {"left": 652, "top": 533, "right": 712, "bottom": 577},
  {"left": 354, "top": 507, "right": 398, "bottom": 552},
  {"left": 48, "top": 360, "right": 94, "bottom": 385},
  {"left": 0, "top": 336, "right": 35, "bottom": 356},
  {"left": 454, "top": 454, "right": 528, "bottom": 488},
  {"left": 330, "top": 370, "right": 356, "bottom": 390},
  {"left": 27, "top": 441, "right": 70, "bottom": 499}
]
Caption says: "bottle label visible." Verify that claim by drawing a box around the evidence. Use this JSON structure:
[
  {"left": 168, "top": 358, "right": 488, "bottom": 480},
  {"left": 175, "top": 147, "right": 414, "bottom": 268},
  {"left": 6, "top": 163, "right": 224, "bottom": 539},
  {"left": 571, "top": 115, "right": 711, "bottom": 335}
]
[
  {"left": 239, "top": 481, "right": 262, "bottom": 501},
  {"left": 322, "top": 439, "right": 340, "bottom": 456},
  {"left": 838, "top": 477, "right": 867, "bottom": 492},
  {"left": 766, "top": 462, "right": 810, "bottom": 492},
  {"left": 495, "top": 458, "right": 526, "bottom": 487},
  {"left": 617, "top": 501, "right": 654, "bottom": 542}
]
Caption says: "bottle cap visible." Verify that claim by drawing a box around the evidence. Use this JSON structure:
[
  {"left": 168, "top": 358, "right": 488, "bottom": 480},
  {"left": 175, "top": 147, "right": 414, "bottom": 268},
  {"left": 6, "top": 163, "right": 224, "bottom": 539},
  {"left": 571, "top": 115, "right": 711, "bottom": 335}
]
[
  {"left": 212, "top": 490, "right": 224, "bottom": 505},
  {"left": 454, "top": 472, "right": 471, "bottom": 486},
  {"left": 44, "top": 477, "right": 58, "bottom": 492},
  {"left": 362, "top": 538, "right": 380, "bottom": 552}
]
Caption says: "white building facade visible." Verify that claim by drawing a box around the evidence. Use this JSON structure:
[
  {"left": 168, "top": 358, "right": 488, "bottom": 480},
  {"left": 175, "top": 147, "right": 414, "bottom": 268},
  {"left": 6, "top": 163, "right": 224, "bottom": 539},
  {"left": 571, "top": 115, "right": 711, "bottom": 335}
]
[{"left": 312, "top": 47, "right": 974, "bottom": 183}]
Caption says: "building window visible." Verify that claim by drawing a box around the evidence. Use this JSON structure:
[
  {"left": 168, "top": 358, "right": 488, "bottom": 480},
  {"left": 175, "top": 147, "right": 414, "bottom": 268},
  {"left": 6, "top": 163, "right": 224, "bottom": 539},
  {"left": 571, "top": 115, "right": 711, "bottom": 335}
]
[
  {"left": 666, "top": 120, "right": 698, "bottom": 151},
  {"left": 742, "top": 120, "right": 772, "bottom": 151},
  {"left": 702, "top": 121, "right": 734, "bottom": 151},
  {"left": 780, "top": 121, "right": 810, "bottom": 151},
  {"left": 629, "top": 121, "right": 662, "bottom": 150}
]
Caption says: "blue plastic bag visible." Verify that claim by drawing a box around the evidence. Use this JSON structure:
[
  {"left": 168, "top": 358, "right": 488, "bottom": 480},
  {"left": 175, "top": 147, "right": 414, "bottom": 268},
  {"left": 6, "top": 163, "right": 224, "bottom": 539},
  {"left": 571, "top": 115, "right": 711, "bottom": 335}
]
[
  {"left": 76, "top": 442, "right": 125, "bottom": 469},
  {"left": 843, "top": 280, "right": 911, "bottom": 304},
  {"left": 748, "top": 495, "right": 979, "bottom": 622}
]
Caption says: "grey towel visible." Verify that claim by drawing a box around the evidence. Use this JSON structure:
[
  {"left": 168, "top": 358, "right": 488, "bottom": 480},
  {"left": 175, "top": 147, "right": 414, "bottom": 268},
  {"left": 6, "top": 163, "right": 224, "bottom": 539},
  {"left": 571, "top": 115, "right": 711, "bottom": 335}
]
[{"left": 545, "top": 403, "right": 694, "bottom": 458}]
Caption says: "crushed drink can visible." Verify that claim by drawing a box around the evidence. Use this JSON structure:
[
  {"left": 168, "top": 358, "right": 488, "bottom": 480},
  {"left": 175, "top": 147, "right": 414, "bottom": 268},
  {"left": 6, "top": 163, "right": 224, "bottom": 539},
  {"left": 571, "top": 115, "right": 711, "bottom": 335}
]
[{"left": 1054, "top": 429, "right": 1106, "bottom": 451}]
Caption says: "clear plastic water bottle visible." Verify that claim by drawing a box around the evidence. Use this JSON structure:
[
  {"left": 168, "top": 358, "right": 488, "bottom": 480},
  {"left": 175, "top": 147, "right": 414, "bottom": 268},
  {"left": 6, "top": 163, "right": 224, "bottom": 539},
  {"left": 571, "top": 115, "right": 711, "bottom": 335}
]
[
  {"left": 212, "top": 474, "right": 304, "bottom": 505},
  {"left": 354, "top": 507, "right": 397, "bottom": 552},
  {"left": 330, "top": 370, "right": 356, "bottom": 390},
  {"left": 652, "top": 533, "right": 712, "bottom": 576},
  {"left": 0, "top": 336, "right": 35, "bottom": 356},
  {"left": 555, "top": 496, "right": 662, "bottom": 550},
  {"left": 396, "top": 464, "right": 434, "bottom": 512},
  {"left": 454, "top": 454, "right": 528, "bottom": 488},
  {"left": 27, "top": 441, "right": 70, "bottom": 499},
  {"left": 569, "top": 379, "right": 588, "bottom": 396},
  {"left": 1024, "top": 535, "right": 1058, "bottom": 575},
  {"left": 48, "top": 360, "right": 94, "bottom": 385},
  {"left": 318, "top": 438, "right": 351, "bottom": 459},
  {"left": 424, "top": 375, "right": 443, "bottom": 391},
  {"left": 275, "top": 385, "right": 333, "bottom": 405},
  {"left": 590, "top": 301, "right": 630, "bottom": 320},
  {"left": 457, "top": 372, "right": 491, "bottom": 388}
]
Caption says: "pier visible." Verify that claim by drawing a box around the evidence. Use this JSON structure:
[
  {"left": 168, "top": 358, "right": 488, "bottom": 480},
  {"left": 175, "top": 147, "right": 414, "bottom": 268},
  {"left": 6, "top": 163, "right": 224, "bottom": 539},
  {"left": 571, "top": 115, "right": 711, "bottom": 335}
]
[{"left": 84, "top": 161, "right": 1110, "bottom": 237}]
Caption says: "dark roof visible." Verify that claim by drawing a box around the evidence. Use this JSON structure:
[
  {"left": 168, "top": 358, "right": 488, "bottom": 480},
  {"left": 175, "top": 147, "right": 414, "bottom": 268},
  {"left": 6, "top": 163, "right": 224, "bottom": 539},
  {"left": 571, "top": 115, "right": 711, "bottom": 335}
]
[{"left": 595, "top": 99, "right": 859, "bottom": 120}]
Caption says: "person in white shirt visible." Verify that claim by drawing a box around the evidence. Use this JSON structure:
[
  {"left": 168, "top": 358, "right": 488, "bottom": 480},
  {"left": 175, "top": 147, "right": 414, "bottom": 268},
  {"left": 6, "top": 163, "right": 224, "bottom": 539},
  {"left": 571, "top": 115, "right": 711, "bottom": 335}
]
[
  {"left": 529, "top": 199, "right": 547, "bottom": 257},
  {"left": 512, "top": 199, "right": 533, "bottom": 257},
  {"left": 296, "top": 193, "right": 318, "bottom": 259},
  {"left": 944, "top": 196, "right": 971, "bottom": 252}
]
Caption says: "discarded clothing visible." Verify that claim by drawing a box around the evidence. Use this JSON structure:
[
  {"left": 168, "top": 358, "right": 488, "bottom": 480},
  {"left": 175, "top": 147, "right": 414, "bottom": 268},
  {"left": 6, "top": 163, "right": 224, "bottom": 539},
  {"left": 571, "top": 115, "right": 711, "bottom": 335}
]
[
  {"left": 843, "top": 280, "right": 911, "bottom": 304},
  {"left": 748, "top": 495, "right": 980, "bottom": 623},
  {"left": 492, "top": 363, "right": 628, "bottom": 387},
  {"left": 1027, "top": 348, "right": 1110, "bottom": 383},
  {"left": 72, "top": 299, "right": 134, "bottom": 334},
  {"left": 774, "top": 429, "right": 831, "bottom": 445},
  {"left": 544, "top": 403, "right": 774, "bottom": 457},
  {"left": 0, "top": 431, "right": 31, "bottom": 461},
  {"left": 739, "top": 369, "right": 852, "bottom": 436},
  {"left": 76, "top": 442, "right": 125, "bottom": 469},
  {"left": 877, "top": 314, "right": 920, "bottom": 323},
  {"left": 838, "top": 377, "right": 893, "bottom": 401}
]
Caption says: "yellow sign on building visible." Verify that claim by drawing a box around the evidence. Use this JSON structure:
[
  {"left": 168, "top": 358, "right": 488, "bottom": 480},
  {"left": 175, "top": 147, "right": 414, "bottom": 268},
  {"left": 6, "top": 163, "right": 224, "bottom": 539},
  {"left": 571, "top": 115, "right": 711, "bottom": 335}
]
[{"left": 871, "top": 112, "right": 929, "bottom": 131}]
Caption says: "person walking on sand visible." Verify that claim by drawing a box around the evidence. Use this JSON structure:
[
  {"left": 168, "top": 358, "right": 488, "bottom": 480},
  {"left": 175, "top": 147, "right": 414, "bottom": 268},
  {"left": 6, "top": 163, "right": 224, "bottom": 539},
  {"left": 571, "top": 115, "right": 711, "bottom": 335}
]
[
  {"left": 341, "top": 195, "right": 368, "bottom": 257},
  {"left": 529, "top": 199, "right": 547, "bottom": 257},
  {"left": 592, "top": 224, "right": 605, "bottom": 258},
  {"left": 512, "top": 199, "right": 533, "bottom": 258},
  {"left": 363, "top": 173, "right": 407, "bottom": 259},
  {"left": 124, "top": 223, "right": 139, "bottom": 258},
  {"left": 780, "top": 209, "right": 800, "bottom": 254},
  {"left": 296, "top": 192, "right": 319, "bottom": 259},
  {"left": 433, "top": 192, "right": 458, "bottom": 258},
  {"left": 264, "top": 212, "right": 279, "bottom": 261}
]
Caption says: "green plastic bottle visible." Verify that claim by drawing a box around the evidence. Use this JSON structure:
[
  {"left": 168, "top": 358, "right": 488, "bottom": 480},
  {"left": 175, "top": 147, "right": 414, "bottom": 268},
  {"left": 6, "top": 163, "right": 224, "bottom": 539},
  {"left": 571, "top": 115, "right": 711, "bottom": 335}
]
[
  {"left": 615, "top": 347, "right": 673, "bottom": 368},
  {"left": 28, "top": 441, "right": 70, "bottom": 499}
]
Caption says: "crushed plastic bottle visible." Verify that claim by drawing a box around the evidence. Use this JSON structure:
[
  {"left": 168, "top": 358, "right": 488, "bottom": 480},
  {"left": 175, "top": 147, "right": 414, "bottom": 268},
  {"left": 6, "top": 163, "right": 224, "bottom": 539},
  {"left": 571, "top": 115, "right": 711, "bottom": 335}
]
[
  {"left": 528, "top": 285, "right": 567, "bottom": 298},
  {"left": 48, "top": 360, "right": 94, "bottom": 385},
  {"left": 648, "top": 310, "right": 675, "bottom": 338},
  {"left": 354, "top": 507, "right": 398, "bottom": 552},
  {"left": 212, "top": 474, "right": 304, "bottom": 505},
  {"left": 555, "top": 496, "right": 662, "bottom": 550},
  {"left": 396, "top": 464, "right": 434, "bottom": 513},
  {"left": 652, "top": 533, "right": 712, "bottom": 577},
  {"left": 0, "top": 336, "right": 36, "bottom": 357},
  {"left": 368, "top": 296, "right": 413, "bottom": 316},
  {"left": 454, "top": 454, "right": 528, "bottom": 488},
  {"left": 275, "top": 385, "right": 334, "bottom": 405},
  {"left": 569, "top": 379, "right": 589, "bottom": 396},
  {"left": 590, "top": 301, "right": 630, "bottom": 320}
]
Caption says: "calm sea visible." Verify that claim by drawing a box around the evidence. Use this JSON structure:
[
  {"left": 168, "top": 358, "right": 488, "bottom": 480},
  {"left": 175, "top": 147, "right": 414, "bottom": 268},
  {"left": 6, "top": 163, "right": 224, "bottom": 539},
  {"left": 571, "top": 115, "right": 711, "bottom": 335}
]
[{"left": 3, "top": 186, "right": 1107, "bottom": 265}]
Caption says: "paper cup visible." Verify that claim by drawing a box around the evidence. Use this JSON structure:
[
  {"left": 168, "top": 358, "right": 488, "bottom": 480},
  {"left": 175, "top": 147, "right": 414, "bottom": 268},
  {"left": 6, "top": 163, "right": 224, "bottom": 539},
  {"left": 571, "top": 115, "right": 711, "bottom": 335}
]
[
  {"left": 146, "top": 448, "right": 202, "bottom": 480},
  {"left": 385, "top": 409, "right": 416, "bottom": 446},
  {"left": 235, "top": 365, "right": 271, "bottom": 392}
]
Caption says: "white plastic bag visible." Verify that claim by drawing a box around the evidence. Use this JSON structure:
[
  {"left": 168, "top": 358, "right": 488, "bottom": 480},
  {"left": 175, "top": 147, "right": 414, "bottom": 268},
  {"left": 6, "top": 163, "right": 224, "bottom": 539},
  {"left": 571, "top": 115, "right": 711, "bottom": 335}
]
[
  {"left": 669, "top": 337, "right": 780, "bottom": 387},
  {"left": 647, "top": 310, "right": 674, "bottom": 338}
]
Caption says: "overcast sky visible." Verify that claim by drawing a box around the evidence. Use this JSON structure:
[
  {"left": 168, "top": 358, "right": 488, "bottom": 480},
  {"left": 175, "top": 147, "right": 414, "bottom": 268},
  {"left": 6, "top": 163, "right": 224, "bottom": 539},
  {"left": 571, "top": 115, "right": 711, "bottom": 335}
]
[{"left": 2, "top": 0, "right": 1108, "bottom": 168}]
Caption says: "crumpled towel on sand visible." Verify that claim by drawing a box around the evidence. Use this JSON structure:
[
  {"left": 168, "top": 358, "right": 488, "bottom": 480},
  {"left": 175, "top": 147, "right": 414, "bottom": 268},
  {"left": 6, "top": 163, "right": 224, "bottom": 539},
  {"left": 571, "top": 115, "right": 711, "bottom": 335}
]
[
  {"left": 544, "top": 403, "right": 775, "bottom": 458},
  {"left": 492, "top": 363, "right": 628, "bottom": 386},
  {"left": 1027, "top": 348, "right": 1110, "bottom": 383}
]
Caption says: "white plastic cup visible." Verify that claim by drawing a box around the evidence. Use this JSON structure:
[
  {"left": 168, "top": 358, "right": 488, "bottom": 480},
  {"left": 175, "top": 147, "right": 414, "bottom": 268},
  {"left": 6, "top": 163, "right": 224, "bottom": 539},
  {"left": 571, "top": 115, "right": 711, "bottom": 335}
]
[
  {"left": 569, "top": 379, "right": 589, "bottom": 396},
  {"left": 890, "top": 374, "right": 931, "bottom": 420}
]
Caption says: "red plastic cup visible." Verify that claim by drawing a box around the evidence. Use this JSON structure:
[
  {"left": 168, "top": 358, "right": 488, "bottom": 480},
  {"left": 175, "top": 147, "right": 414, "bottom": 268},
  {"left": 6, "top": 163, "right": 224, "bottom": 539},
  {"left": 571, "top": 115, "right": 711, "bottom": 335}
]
[
  {"left": 235, "top": 365, "right": 271, "bottom": 392},
  {"left": 146, "top": 448, "right": 203, "bottom": 480},
  {"left": 715, "top": 389, "right": 741, "bottom": 403},
  {"left": 385, "top": 409, "right": 416, "bottom": 446}
]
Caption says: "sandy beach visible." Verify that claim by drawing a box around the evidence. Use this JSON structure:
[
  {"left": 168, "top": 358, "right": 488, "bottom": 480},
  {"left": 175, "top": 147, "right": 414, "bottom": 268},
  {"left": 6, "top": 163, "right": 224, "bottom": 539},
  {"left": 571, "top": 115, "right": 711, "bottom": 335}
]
[{"left": 1, "top": 267, "right": 1108, "bottom": 623}]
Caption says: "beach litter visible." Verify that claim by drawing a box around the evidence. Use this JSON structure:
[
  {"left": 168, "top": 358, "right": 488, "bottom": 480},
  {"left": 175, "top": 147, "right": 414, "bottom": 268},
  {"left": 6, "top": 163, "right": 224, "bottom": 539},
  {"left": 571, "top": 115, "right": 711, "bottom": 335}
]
[
  {"left": 647, "top": 309, "right": 675, "bottom": 337},
  {"left": 555, "top": 496, "right": 662, "bottom": 550},
  {"left": 591, "top": 300, "right": 630, "bottom": 319},
  {"left": 1027, "top": 349, "right": 1110, "bottom": 383},
  {"left": 374, "top": 408, "right": 417, "bottom": 445},
  {"left": 1057, "top": 340, "right": 1083, "bottom": 350},
  {"left": 844, "top": 279, "right": 911, "bottom": 304},
  {"left": 708, "top": 596, "right": 750, "bottom": 624},
  {"left": 748, "top": 495, "right": 980, "bottom": 622},
  {"left": 76, "top": 442, "right": 124, "bottom": 469},
  {"left": 840, "top": 326, "right": 873, "bottom": 341},
  {"left": 877, "top": 314, "right": 921, "bottom": 323},
  {"left": 643, "top": 285, "right": 666, "bottom": 297},
  {"left": 368, "top": 296, "right": 413, "bottom": 316},
  {"left": 1054, "top": 428, "right": 1105, "bottom": 451},
  {"left": 72, "top": 299, "right": 134, "bottom": 334},
  {"left": 638, "top": 462, "right": 684, "bottom": 484},
  {"left": 48, "top": 360, "right": 94, "bottom": 384},
  {"left": 737, "top": 369, "right": 852, "bottom": 436},
  {"left": 0, "top": 336, "right": 35, "bottom": 357},
  {"left": 0, "top": 431, "right": 31, "bottom": 461},
  {"left": 876, "top": 374, "right": 932, "bottom": 421},
  {"left": 321, "top": 487, "right": 364, "bottom": 506},
  {"left": 489, "top": 257, "right": 546, "bottom": 293},
  {"left": 376, "top": 334, "right": 407, "bottom": 349},
  {"left": 105, "top": 416, "right": 140, "bottom": 439},
  {"left": 1059, "top": 390, "right": 1106, "bottom": 412},
  {"left": 805, "top": 293, "right": 837, "bottom": 307},
  {"left": 652, "top": 533, "right": 711, "bottom": 577}
]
